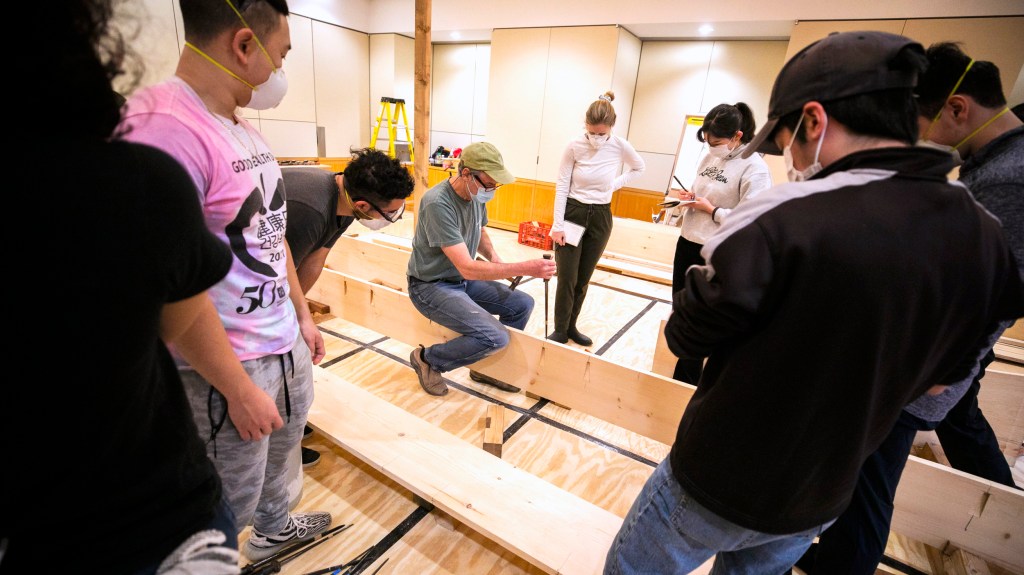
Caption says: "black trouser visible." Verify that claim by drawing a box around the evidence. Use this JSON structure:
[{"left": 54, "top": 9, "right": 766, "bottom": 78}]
[
  {"left": 801, "top": 410, "right": 935, "bottom": 574},
  {"left": 553, "top": 198, "right": 612, "bottom": 334},
  {"left": 801, "top": 349, "right": 1018, "bottom": 574},
  {"left": 935, "top": 348, "right": 1017, "bottom": 486},
  {"left": 671, "top": 236, "right": 705, "bottom": 384}
]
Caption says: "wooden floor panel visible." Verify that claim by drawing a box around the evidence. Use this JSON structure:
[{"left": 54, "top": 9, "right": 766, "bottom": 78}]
[{"left": 503, "top": 418, "right": 660, "bottom": 518}]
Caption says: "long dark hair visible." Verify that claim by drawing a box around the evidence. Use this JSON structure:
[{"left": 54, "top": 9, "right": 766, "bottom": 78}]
[{"left": 697, "top": 103, "right": 757, "bottom": 144}]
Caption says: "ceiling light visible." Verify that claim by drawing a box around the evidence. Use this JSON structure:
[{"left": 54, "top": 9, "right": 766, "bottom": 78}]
[
  {"left": 450, "top": 31, "right": 462, "bottom": 40},
  {"left": 698, "top": 24, "right": 714, "bottom": 35}
]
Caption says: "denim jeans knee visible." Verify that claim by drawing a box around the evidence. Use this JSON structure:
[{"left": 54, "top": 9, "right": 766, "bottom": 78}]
[
  {"left": 409, "top": 279, "right": 518, "bottom": 372},
  {"left": 605, "top": 458, "right": 831, "bottom": 575}
]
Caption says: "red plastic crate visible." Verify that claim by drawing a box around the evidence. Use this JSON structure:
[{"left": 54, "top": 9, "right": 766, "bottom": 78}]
[{"left": 517, "top": 221, "right": 553, "bottom": 250}]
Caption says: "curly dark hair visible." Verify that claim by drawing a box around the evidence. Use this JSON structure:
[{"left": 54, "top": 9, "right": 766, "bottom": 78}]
[
  {"left": 344, "top": 148, "right": 415, "bottom": 204},
  {"left": 56, "top": 0, "right": 133, "bottom": 139}
]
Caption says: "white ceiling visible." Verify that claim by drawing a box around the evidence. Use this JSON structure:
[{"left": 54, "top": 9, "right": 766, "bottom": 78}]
[{"left": 289, "top": 0, "right": 1024, "bottom": 42}]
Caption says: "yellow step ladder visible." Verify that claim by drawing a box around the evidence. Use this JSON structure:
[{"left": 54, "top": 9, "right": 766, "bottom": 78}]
[{"left": 369, "top": 97, "right": 414, "bottom": 162}]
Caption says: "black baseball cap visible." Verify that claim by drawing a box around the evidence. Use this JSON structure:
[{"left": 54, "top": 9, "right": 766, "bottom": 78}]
[{"left": 743, "top": 31, "right": 925, "bottom": 158}]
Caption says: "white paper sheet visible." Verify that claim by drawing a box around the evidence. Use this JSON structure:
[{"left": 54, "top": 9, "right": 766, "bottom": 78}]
[{"left": 562, "top": 221, "right": 586, "bottom": 246}]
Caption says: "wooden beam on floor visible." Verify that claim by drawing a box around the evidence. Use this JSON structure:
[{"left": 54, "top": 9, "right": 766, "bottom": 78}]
[
  {"left": 651, "top": 315, "right": 675, "bottom": 378},
  {"left": 307, "top": 366, "right": 624, "bottom": 575},
  {"left": 603, "top": 217, "right": 679, "bottom": 266},
  {"left": 994, "top": 337, "right": 1024, "bottom": 364},
  {"left": 483, "top": 404, "right": 504, "bottom": 458},
  {"left": 306, "top": 299, "right": 331, "bottom": 315},
  {"left": 891, "top": 460, "right": 1023, "bottom": 572},
  {"left": 308, "top": 269, "right": 693, "bottom": 445}
]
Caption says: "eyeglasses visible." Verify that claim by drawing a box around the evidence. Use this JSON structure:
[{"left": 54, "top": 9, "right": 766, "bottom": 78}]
[
  {"left": 341, "top": 175, "right": 405, "bottom": 223},
  {"left": 472, "top": 173, "right": 502, "bottom": 193},
  {"left": 364, "top": 199, "right": 405, "bottom": 223}
]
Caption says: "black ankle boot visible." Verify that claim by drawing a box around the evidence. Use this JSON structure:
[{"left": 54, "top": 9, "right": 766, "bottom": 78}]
[
  {"left": 567, "top": 327, "right": 592, "bottom": 346},
  {"left": 547, "top": 331, "right": 568, "bottom": 344}
]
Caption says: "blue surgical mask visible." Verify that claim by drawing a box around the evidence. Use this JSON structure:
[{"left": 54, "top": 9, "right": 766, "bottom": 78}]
[{"left": 470, "top": 173, "right": 497, "bottom": 203}]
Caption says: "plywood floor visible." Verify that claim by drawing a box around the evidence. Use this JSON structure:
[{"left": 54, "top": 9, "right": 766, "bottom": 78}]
[{"left": 240, "top": 222, "right": 1022, "bottom": 575}]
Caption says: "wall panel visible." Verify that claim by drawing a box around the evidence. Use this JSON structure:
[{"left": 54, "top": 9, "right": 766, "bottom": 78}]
[
  {"left": 537, "top": 26, "right": 622, "bottom": 182},
  {"left": 487, "top": 28, "right": 552, "bottom": 181},
  {"left": 313, "top": 21, "right": 370, "bottom": 156},
  {"left": 259, "top": 15, "right": 316, "bottom": 123}
]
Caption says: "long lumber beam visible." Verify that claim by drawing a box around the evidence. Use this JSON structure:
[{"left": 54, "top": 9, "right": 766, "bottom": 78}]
[
  {"left": 308, "top": 367, "right": 624, "bottom": 575},
  {"left": 308, "top": 268, "right": 693, "bottom": 445},
  {"left": 313, "top": 245, "right": 1024, "bottom": 571}
]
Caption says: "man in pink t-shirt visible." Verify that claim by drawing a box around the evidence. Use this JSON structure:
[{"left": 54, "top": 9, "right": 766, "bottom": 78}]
[{"left": 121, "top": 0, "right": 330, "bottom": 562}]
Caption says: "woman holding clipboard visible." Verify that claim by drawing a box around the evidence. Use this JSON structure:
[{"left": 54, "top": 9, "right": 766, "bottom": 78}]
[
  {"left": 548, "top": 92, "right": 645, "bottom": 345},
  {"left": 669, "top": 102, "right": 772, "bottom": 384}
]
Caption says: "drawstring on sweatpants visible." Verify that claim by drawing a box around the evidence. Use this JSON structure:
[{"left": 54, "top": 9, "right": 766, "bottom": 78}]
[
  {"left": 207, "top": 387, "right": 229, "bottom": 458},
  {"left": 205, "top": 348, "right": 297, "bottom": 457},
  {"left": 279, "top": 349, "right": 294, "bottom": 423}
]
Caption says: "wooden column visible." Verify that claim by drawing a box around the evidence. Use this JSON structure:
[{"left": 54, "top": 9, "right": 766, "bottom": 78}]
[{"left": 413, "top": 0, "right": 432, "bottom": 225}]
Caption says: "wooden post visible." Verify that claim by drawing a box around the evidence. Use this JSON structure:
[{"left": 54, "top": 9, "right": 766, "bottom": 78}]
[
  {"left": 483, "top": 404, "right": 504, "bottom": 458},
  {"left": 413, "top": 0, "right": 432, "bottom": 228}
]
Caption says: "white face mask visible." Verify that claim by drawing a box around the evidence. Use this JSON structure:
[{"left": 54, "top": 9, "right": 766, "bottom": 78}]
[
  {"left": 357, "top": 217, "right": 392, "bottom": 230},
  {"left": 707, "top": 143, "right": 732, "bottom": 159},
  {"left": 587, "top": 133, "right": 610, "bottom": 149},
  {"left": 246, "top": 67, "right": 288, "bottom": 110},
  {"left": 783, "top": 113, "right": 828, "bottom": 182}
]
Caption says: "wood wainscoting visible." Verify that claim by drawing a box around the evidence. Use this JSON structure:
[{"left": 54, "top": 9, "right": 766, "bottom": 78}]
[{"left": 296, "top": 158, "right": 667, "bottom": 228}]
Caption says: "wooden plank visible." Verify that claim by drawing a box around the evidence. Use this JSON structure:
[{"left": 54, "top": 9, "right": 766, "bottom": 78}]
[
  {"left": 975, "top": 369, "right": 1024, "bottom": 459},
  {"left": 483, "top": 404, "right": 504, "bottom": 458},
  {"left": 994, "top": 338, "right": 1024, "bottom": 365},
  {"left": 599, "top": 251, "right": 674, "bottom": 274},
  {"left": 325, "top": 235, "right": 412, "bottom": 293},
  {"left": 308, "top": 269, "right": 693, "bottom": 446},
  {"left": 594, "top": 257, "right": 672, "bottom": 285},
  {"left": 307, "top": 367, "right": 623, "bottom": 575},
  {"left": 306, "top": 298, "right": 330, "bottom": 315},
  {"left": 891, "top": 458, "right": 1024, "bottom": 572},
  {"left": 651, "top": 316, "right": 675, "bottom": 378},
  {"left": 603, "top": 216, "right": 679, "bottom": 266}
]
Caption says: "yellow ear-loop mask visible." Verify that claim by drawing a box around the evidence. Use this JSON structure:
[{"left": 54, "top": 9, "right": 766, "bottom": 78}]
[
  {"left": 183, "top": 0, "right": 278, "bottom": 91},
  {"left": 921, "top": 59, "right": 973, "bottom": 142}
]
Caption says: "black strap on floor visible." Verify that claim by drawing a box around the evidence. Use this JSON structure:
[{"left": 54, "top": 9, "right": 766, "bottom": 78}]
[
  {"left": 349, "top": 505, "right": 430, "bottom": 574},
  {"left": 595, "top": 300, "right": 658, "bottom": 356}
]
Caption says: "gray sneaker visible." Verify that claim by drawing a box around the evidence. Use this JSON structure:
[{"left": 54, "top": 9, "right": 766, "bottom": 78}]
[{"left": 410, "top": 345, "right": 447, "bottom": 396}]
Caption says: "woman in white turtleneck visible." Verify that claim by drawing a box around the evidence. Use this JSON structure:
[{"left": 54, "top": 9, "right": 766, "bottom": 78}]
[
  {"left": 670, "top": 102, "right": 772, "bottom": 384},
  {"left": 548, "top": 91, "right": 645, "bottom": 346}
]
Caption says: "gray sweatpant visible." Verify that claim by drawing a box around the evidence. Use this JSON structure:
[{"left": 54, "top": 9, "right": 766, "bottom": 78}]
[{"left": 181, "top": 331, "right": 313, "bottom": 535}]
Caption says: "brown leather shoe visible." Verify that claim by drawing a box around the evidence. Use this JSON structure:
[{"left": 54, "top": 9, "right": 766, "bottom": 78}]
[
  {"left": 410, "top": 345, "right": 447, "bottom": 396},
  {"left": 469, "top": 370, "right": 521, "bottom": 393}
]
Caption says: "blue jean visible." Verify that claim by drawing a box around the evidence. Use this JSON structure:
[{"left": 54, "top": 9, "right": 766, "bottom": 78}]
[
  {"left": 605, "top": 458, "right": 833, "bottom": 575},
  {"left": 408, "top": 277, "right": 534, "bottom": 372}
]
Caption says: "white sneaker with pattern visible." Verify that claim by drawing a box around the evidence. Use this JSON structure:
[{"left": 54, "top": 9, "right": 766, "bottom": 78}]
[{"left": 243, "top": 511, "right": 333, "bottom": 561}]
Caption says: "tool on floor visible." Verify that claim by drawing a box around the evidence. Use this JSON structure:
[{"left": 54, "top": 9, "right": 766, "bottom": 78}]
[
  {"left": 303, "top": 544, "right": 387, "bottom": 575},
  {"left": 241, "top": 523, "right": 352, "bottom": 575},
  {"left": 543, "top": 253, "right": 552, "bottom": 338},
  {"left": 369, "top": 97, "right": 413, "bottom": 162}
]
